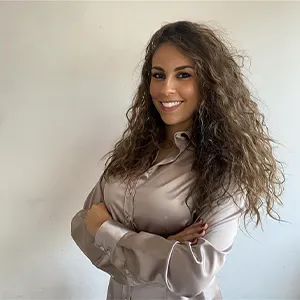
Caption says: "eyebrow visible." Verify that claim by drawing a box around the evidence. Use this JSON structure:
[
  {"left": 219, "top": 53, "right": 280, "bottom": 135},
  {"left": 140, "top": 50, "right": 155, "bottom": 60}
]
[{"left": 151, "top": 65, "right": 194, "bottom": 72}]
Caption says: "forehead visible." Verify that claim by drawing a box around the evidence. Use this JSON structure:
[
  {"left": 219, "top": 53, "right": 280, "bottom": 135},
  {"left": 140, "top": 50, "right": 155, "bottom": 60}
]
[{"left": 152, "top": 43, "right": 194, "bottom": 67}]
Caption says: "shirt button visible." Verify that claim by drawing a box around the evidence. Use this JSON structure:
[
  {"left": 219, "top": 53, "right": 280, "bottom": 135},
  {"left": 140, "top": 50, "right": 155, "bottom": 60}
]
[
  {"left": 125, "top": 269, "right": 130, "bottom": 275},
  {"left": 99, "top": 246, "right": 104, "bottom": 251},
  {"left": 107, "top": 250, "right": 110, "bottom": 256},
  {"left": 111, "top": 274, "right": 115, "bottom": 279}
]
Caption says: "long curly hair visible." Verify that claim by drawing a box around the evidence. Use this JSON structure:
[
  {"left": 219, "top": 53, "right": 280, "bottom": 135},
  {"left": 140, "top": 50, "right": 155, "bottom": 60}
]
[{"left": 101, "top": 21, "right": 284, "bottom": 228}]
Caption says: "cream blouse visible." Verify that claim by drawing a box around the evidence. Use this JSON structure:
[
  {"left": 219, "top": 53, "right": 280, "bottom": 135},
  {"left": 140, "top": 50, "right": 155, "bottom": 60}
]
[{"left": 71, "top": 131, "right": 245, "bottom": 300}]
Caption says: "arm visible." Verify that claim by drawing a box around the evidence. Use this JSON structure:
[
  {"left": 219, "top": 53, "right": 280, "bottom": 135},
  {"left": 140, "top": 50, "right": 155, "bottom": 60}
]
[
  {"left": 71, "top": 177, "right": 128, "bottom": 284},
  {"left": 94, "top": 193, "right": 245, "bottom": 297},
  {"left": 71, "top": 177, "right": 244, "bottom": 296}
]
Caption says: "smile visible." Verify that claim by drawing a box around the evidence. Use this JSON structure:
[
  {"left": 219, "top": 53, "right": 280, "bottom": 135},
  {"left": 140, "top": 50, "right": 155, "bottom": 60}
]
[{"left": 159, "top": 101, "right": 183, "bottom": 111}]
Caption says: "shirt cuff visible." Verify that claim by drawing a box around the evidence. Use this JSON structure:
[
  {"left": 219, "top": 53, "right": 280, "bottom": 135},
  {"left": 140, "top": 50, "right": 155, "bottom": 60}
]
[{"left": 94, "top": 220, "right": 133, "bottom": 255}]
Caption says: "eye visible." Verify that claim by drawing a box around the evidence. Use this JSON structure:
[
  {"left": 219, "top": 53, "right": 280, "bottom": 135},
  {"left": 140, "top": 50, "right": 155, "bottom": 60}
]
[
  {"left": 151, "top": 73, "right": 165, "bottom": 79},
  {"left": 177, "top": 72, "right": 191, "bottom": 79}
]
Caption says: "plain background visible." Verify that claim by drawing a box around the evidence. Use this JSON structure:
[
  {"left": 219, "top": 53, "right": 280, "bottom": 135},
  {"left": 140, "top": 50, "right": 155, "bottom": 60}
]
[{"left": 0, "top": 1, "right": 299, "bottom": 300}]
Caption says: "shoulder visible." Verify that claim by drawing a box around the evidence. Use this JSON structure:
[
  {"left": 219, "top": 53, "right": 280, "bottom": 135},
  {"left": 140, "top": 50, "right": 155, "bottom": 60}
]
[
  {"left": 201, "top": 181, "right": 246, "bottom": 231},
  {"left": 200, "top": 190, "right": 246, "bottom": 251}
]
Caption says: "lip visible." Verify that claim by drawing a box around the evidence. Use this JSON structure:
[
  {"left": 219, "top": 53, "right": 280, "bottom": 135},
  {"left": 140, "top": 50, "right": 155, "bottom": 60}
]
[{"left": 159, "top": 101, "right": 183, "bottom": 112}]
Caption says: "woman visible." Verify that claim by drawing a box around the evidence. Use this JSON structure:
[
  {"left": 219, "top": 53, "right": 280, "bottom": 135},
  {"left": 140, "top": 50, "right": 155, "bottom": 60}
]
[{"left": 71, "top": 21, "right": 284, "bottom": 299}]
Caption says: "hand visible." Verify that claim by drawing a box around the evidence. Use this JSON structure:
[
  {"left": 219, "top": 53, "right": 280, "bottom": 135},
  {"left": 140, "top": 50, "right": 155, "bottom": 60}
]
[
  {"left": 167, "top": 220, "right": 208, "bottom": 245},
  {"left": 84, "top": 203, "right": 112, "bottom": 237}
]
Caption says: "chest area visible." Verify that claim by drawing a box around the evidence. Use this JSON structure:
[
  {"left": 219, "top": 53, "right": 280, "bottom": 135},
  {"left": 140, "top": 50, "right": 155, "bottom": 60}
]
[{"left": 104, "top": 154, "right": 196, "bottom": 237}]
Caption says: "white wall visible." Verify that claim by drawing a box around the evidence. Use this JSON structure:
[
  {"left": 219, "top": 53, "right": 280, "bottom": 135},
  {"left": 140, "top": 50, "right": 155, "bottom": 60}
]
[{"left": 0, "top": 2, "right": 299, "bottom": 300}]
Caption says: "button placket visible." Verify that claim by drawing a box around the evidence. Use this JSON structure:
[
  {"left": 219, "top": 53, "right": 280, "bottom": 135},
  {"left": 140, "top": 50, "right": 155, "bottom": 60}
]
[
  {"left": 123, "top": 183, "right": 131, "bottom": 225},
  {"left": 123, "top": 179, "right": 137, "bottom": 227}
]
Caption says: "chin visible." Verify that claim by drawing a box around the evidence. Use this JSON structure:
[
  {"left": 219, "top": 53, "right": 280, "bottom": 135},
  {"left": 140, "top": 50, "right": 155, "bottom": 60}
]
[
  {"left": 160, "top": 115, "right": 193, "bottom": 132},
  {"left": 161, "top": 117, "right": 182, "bottom": 126}
]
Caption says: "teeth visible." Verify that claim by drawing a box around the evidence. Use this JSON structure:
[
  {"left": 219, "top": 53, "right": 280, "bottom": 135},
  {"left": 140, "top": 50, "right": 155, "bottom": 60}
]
[{"left": 161, "top": 101, "right": 182, "bottom": 108}]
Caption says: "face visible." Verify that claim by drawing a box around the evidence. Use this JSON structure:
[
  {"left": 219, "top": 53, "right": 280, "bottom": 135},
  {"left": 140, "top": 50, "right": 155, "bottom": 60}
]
[{"left": 150, "top": 43, "right": 200, "bottom": 136}]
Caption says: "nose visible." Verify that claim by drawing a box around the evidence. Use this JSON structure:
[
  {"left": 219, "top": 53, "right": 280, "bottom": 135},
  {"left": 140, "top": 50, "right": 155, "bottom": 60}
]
[{"left": 161, "top": 77, "right": 176, "bottom": 96}]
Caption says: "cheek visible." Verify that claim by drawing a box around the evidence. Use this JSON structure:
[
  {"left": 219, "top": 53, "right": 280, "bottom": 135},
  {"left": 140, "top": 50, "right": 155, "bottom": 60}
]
[
  {"left": 150, "top": 82, "right": 160, "bottom": 99},
  {"left": 182, "top": 83, "right": 199, "bottom": 104}
]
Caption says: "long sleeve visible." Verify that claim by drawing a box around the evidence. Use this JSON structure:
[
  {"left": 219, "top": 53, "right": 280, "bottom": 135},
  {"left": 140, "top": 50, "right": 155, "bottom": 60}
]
[
  {"left": 71, "top": 177, "right": 128, "bottom": 284},
  {"left": 93, "top": 193, "right": 245, "bottom": 297}
]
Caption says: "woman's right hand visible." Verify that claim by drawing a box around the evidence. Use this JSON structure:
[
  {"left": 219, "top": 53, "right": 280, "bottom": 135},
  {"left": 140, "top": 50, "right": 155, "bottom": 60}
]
[{"left": 167, "top": 220, "right": 208, "bottom": 245}]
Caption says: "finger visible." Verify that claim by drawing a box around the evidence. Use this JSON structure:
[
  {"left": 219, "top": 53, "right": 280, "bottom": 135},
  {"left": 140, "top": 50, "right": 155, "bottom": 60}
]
[
  {"left": 184, "top": 223, "right": 208, "bottom": 236},
  {"left": 182, "top": 230, "right": 206, "bottom": 242},
  {"left": 176, "top": 222, "right": 208, "bottom": 239},
  {"left": 186, "top": 222, "right": 208, "bottom": 232},
  {"left": 202, "top": 223, "right": 208, "bottom": 230},
  {"left": 187, "top": 220, "right": 204, "bottom": 228}
]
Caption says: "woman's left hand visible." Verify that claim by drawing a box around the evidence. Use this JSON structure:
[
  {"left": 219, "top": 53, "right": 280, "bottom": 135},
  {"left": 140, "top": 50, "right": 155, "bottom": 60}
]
[{"left": 84, "top": 203, "right": 112, "bottom": 236}]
